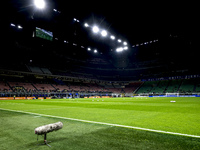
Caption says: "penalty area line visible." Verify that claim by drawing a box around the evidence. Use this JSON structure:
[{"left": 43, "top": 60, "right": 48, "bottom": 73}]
[{"left": 0, "top": 107, "right": 200, "bottom": 138}]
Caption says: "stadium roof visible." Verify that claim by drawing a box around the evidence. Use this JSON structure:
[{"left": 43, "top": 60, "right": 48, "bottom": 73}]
[{"left": 5, "top": 0, "right": 199, "bottom": 76}]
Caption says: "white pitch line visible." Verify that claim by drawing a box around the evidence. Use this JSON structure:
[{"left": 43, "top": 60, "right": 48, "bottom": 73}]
[{"left": 0, "top": 108, "right": 200, "bottom": 138}]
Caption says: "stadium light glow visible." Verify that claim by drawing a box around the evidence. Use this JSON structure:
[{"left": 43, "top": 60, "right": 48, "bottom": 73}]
[
  {"left": 34, "top": 0, "right": 45, "bottom": 9},
  {"left": 123, "top": 41, "right": 127, "bottom": 45},
  {"left": 110, "top": 35, "right": 115, "bottom": 40},
  {"left": 118, "top": 39, "right": 122, "bottom": 43},
  {"left": 101, "top": 30, "right": 107, "bottom": 37},
  {"left": 84, "top": 23, "right": 89, "bottom": 27},
  {"left": 94, "top": 49, "right": 98, "bottom": 53},
  {"left": 74, "top": 18, "right": 79, "bottom": 22},
  {"left": 87, "top": 48, "right": 91, "bottom": 51},
  {"left": 10, "top": 23, "right": 15, "bottom": 27},
  {"left": 116, "top": 47, "right": 123, "bottom": 52},
  {"left": 123, "top": 46, "right": 128, "bottom": 50},
  {"left": 92, "top": 26, "right": 99, "bottom": 33},
  {"left": 17, "top": 25, "right": 23, "bottom": 29}
]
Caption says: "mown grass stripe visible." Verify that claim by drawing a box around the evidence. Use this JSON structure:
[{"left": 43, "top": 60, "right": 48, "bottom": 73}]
[{"left": 0, "top": 107, "right": 200, "bottom": 138}]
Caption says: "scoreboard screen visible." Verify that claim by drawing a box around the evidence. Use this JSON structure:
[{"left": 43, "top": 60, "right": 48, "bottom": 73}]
[{"left": 35, "top": 27, "right": 53, "bottom": 41}]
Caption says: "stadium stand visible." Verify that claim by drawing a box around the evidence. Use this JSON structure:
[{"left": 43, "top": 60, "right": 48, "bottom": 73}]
[
  {"left": 165, "top": 79, "right": 182, "bottom": 93},
  {"left": 33, "top": 83, "right": 56, "bottom": 92},
  {"left": 151, "top": 80, "right": 169, "bottom": 94},
  {"left": 136, "top": 81, "right": 155, "bottom": 94},
  {"left": 0, "top": 38, "right": 199, "bottom": 98},
  {"left": 195, "top": 79, "right": 200, "bottom": 93},
  {"left": 40, "top": 68, "right": 52, "bottom": 75},
  {"left": 135, "top": 78, "right": 200, "bottom": 96},
  {"left": 179, "top": 79, "right": 195, "bottom": 93},
  {"left": 123, "top": 82, "right": 143, "bottom": 93},
  {"left": 27, "top": 66, "right": 44, "bottom": 74},
  {"left": 8, "top": 81, "right": 35, "bottom": 93},
  {"left": 1, "top": 69, "right": 200, "bottom": 98},
  {"left": 0, "top": 81, "right": 11, "bottom": 92}
]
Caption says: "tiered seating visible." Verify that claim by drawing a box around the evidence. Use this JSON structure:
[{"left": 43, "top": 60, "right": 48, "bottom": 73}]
[
  {"left": 136, "top": 81, "right": 156, "bottom": 94},
  {"left": 34, "top": 83, "right": 56, "bottom": 92},
  {"left": 40, "top": 68, "right": 52, "bottom": 75},
  {"left": 107, "top": 88, "right": 122, "bottom": 93},
  {"left": 179, "top": 79, "right": 195, "bottom": 93},
  {"left": 28, "top": 66, "right": 43, "bottom": 74},
  {"left": 87, "top": 83, "right": 105, "bottom": 92},
  {"left": 151, "top": 80, "right": 169, "bottom": 94},
  {"left": 53, "top": 84, "right": 70, "bottom": 92},
  {"left": 195, "top": 79, "right": 200, "bottom": 92},
  {"left": 136, "top": 79, "right": 199, "bottom": 94},
  {"left": 123, "top": 82, "right": 143, "bottom": 93},
  {"left": 8, "top": 82, "right": 35, "bottom": 92},
  {"left": 165, "top": 79, "right": 181, "bottom": 93},
  {"left": 69, "top": 85, "right": 82, "bottom": 92},
  {"left": 0, "top": 81, "right": 11, "bottom": 91}
]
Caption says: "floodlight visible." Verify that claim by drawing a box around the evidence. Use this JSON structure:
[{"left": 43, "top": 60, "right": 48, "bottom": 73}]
[
  {"left": 123, "top": 42, "right": 127, "bottom": 45},
  {"left": 118, "top": 39, "right": 122, "bottom": 43},
  {"left": 94, "top": 49, "right": 98, "bottom": 53},
  {"left": 110, "top": 35, "right": 115, "bottom": 40},
  {"left": 92, "top": 26, "right": 99, "bottom": 33},
  {"left": 84, "top": 23, "right": 89, "bottom": 27},
  {"left": 116, "top": 47, "right": 123, "bottom": 52},
  {"left": 18, "top": 25, "right": 23, "bottom": 29},
  {"left": 74, "top": 18, "right": 79, "bottom": 22},
  {"left": 34, "top": 0, "right": 45, "bottom": 9},
  {"left": 123, "top": 46, "right": 128, "bottom": 50},
  {"left": 101, "top": 30, "right": 107, "bottom": 37},
  {"left": 87, "top": 48, "right": 91, "bottom": 51},
  {"left": 10, "top": 23, "right": 15, "bottom": 27}
]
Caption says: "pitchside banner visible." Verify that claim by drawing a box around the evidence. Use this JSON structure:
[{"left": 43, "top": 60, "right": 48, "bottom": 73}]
[{"left": 149, "top": 95, "right": 198, "bottom": 97}]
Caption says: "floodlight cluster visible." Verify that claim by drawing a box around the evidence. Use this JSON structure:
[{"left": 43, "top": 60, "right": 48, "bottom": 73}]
[
  {"left": 18, "top": 0, "right": 160, "bottom": 55},
  {"left": 84, "top": 22, "right": 129, "bottom": 53},
  {"left": 10, "top": 23, "right": 23, "bottom": 29},
  {"left": 11, "top": 0, "right": 161, "bottom": 56},
  {"left": 87, "top": 47, "right": 98, "bottom": 53},
  {"left": 132, "top": 39, "right": 159, "bottom": 47}
]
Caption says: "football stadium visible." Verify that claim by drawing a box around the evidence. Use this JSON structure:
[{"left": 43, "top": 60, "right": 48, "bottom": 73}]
[{"left": 2, "top": 1, "right": 199, "bottom": 149}]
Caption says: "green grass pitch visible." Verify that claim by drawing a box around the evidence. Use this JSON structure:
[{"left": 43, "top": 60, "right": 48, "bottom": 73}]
[{"left": 0, "top": 97, "right": 200, "bottom": 149}]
